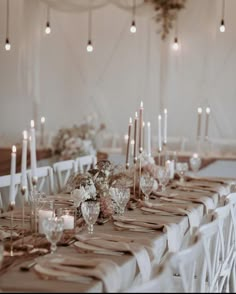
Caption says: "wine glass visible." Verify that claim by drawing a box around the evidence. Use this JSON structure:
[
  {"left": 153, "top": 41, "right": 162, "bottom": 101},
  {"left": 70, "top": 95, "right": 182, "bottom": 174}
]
[
  {"left": 157, "top": 166, "right": 170, "bottom": 192},
  {"left": 81, "top": 201, "right": 100, "bottom": 234},
  {"left": 113, "top": 187, "right": 130, "bottom": 215},
  {"left": 189, "top": 154, "right": 201, "bottom": 175},
  {"left": 42, "top": 217, "right": 64, "bottom": 254},
  {"left": 140, "top": 174, "right": 154, "bottom": 201},
  {"left": 176, "top": 162, "right": 189, "bottom": 183}
]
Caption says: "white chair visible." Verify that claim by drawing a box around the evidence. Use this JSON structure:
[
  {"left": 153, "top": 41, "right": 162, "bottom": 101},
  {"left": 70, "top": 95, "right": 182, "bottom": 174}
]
[
  {"left": 124, "top": 257, "right": 175, "bottom": 293},
  {"left": 197, "top": 215, "right": 224, "bottom": 292},
  {"left": 76, "top": 155, "right": 97, "bottom": 173},
  {"left": 53, "top": 159, "right": 77, "bottom": 192},
  {"left": 0, "top": 173, "right": 22, "bottom": 210},
  {"left": 27, "top": 166, "right": 55, "bottom": 195},
  {"left": 224, "top": 193, "right": 236, "bottom": 292}
]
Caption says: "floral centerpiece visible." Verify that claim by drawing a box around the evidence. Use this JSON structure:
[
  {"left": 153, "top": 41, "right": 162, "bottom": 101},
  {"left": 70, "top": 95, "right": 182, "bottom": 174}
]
[
  {"left": 52, "top": 122, "right": 99, "bottom": 160},
  {"left": 65, "top": 160, "right": 133, "bottom": 219}
]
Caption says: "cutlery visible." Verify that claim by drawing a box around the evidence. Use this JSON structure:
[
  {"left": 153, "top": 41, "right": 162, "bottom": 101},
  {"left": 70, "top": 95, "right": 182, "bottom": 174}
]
[{"left": 20, "top": 261, "right": 37, "bottom": 271}]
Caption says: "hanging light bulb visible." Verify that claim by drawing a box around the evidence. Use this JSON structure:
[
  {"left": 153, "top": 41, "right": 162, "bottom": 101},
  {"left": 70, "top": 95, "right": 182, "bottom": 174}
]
[
  {"left": 45, "top": 6, "right": 51, "bottom": 35},
  {"left": 219, "top": 0, "right": 226, "bottom": 33},
  {"left": 172, "top": 37, "right": 179, "bottom": 51},
  {"left": 87, "top": 40, "right": 93, "bottom": 52},
  {"left": 219, "top": 19, "right": 225, "bottom": 32},
  {"left": 5, "top": 0, "right": 11, "bottom": 51},
  {"left": 130, "top": 20, "right": 136, "bottom": 33},
  {"left": 5, "top": 38, "right": 11, "bottom": 51},
  {"left": 45, "top": 21, "right": 51, "bottom": 34}
]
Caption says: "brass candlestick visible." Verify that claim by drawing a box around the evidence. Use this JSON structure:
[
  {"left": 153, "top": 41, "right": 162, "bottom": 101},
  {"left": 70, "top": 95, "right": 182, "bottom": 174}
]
[
  {"left": 138, "top": 149, "right": 143, "bottom": 199},
  {"left": 133, "top": 157, "right": 137, "bottom": 199},
  {"left": 8, "top": 202, "right": 15, "bottom": 256},
  {"left": 21, "top": 186, "right": 27, "bottom": 245}
]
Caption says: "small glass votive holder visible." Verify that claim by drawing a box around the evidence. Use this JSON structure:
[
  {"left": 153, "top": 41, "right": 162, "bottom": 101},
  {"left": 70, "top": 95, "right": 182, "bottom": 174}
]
[
  {"left": 56, "top": 207, "right": 76, "bottom": 243},
  {"left": 38, "top": 199, "right": 54, "bottom": 235}
]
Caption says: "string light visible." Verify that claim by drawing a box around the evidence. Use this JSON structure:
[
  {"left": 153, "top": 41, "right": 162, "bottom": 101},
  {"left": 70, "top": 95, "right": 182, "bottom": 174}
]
[
  {"left": 130, "top": 0, "right": 136, "bottom": 33},
  {"left": 5, "top": 0, "right": 11, "bottom": 51},
  {"left": 219, "top": 0, "right": 226, "bottom": 32},
  {"left": 45, "top": 6, "right": 51, "bottom": 34},
  {"left": 87, "top": 1, "right": 93, "bottom": 53}
]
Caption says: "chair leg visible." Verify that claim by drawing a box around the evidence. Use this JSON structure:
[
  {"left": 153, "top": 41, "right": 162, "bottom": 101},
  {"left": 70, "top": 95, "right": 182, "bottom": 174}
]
[{"left": 229, "top": 260, "right": 236, "bottom": 292}]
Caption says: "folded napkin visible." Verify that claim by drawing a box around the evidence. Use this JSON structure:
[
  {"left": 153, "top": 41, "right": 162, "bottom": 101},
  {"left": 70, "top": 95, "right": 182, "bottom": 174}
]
[
  {"left": 0, "top": 228, "right": 18, "bottom": 240},
  {"left": 35, "top": 255, "right": 121, "bottom": 292},
  {"left": 113, "top": 215, "right": 164, "bottom": 230},
  {"left": 76, "top": 234, "right": 152, "bottom": 282}
]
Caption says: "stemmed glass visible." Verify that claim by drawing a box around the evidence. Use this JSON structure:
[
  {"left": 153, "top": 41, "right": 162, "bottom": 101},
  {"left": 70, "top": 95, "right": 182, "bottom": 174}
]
[
  {"left": 189, "top": 154, "right": 201, "bottom": 175},
  {"left": 157, "top": 166, "right": 170, "bottom": 192},
  {"left": 81, "top": 201, "right": 100, "bottom": 234},
  {"left": 176, "top": 162, "right": 189, "bottom": 183},
  {"left": 140, "top": 174, "right": 154, "bottom": 201},
  {"left": 42, "top": 217, "right": 64, "bottom": 254},
  {"left": 112, "top": 187, "right": 130, "bottom": 215}
]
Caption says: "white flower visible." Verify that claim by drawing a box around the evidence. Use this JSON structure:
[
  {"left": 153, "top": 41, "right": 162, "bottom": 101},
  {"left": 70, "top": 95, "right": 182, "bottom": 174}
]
[
  {"left": 71, "top": 187, "right": 90, "bottom": 207},
  {"left": 84, "top": 180, "right": 97, "bottom": 199}
]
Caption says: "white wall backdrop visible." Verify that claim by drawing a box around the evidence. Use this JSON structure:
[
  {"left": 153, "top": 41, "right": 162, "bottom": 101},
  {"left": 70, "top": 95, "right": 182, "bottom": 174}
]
[{"left": 0, "top": 0, "right": 235, "bottom": 146}]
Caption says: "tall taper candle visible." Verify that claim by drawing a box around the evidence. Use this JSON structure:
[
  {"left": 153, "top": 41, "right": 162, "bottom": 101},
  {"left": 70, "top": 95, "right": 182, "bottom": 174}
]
[
  {"left": 40, "top": 116, "right": 45, "bottom": 147},
  {"left": 21, "top": 131, "right": 28, "bottom": 189},
  {"left": 139, "top": 101, "right": 143, "bottom": 153},
  {"left": 9, "top": 145, "right": 16, "bottom": 204},
  {"left": 204, "top": 107, "right": 211, "bottom": 140},
  {"left": 147, "top": 122, "right": 151, "bottom": 157},
  {"left": 133, "top": 112, "right": 138, "bottom": 163},
  {"left": 163, "top": 108, "right": 167, "bottom": 145},
  {"left": 142, "top": 121, "right": 145, "bottom": 152},
  {"left": 158, "top": 115, "right": 162, "bottom": 152},
  {"left": 30, "top": 120, "right": 37, "bottom": 180},
  {"left": 125, "top": 117, "right": 132, "bottom": 169},
  {"left": 197, "top": 107, "right": 202, "bottom": 140}
]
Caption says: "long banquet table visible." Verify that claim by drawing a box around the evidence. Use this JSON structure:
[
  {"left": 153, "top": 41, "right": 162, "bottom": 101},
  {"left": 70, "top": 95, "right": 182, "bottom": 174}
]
[{"left": 0, "top": 178, "right": 234, "bottom": 292}]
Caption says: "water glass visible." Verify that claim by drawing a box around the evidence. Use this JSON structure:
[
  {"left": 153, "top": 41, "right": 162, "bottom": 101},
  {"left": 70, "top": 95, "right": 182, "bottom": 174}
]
[
  {"left": 42, "top": 216, "right": 64, "bottom": 254},
  {"left": 81, "top": 201, "right": 100, "bottom": 234},
  {"left": 189, "top": 154, "right": 201, "bottom": 174},
  {"left": 140, "top": 174, "right": 154, "bottom": 201},
  {"left": 157, "top": 166, "right": 170, "bottom": 191},
  {"left": 112, "top": 187, "right": 130, "bottom": 215},
  {"left": 176, "top": 162, "right": 189, "bottom": 183}
]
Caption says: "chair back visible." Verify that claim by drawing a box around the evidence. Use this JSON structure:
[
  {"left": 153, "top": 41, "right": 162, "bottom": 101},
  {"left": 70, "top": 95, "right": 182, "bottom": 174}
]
[
  {"left": 76, "top": 155, "right": 97, "bottom": 173},
  {"left": 53, "top": 159, "right": 77, "bottom": 192},
  {"left": 27, "top": 166, "right": 54, "bottom": 195}
]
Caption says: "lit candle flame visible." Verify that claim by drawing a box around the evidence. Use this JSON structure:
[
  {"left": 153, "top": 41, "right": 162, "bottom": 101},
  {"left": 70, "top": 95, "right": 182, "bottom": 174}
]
[
  {"left": 23, "top": 130, "right": 28, "bottom": 140},
  {"left": 30, "top": 120, "right": 35, "bottom": 128},
  {"left": 12, "top": 145, "right": 16, "bottom": 153}
]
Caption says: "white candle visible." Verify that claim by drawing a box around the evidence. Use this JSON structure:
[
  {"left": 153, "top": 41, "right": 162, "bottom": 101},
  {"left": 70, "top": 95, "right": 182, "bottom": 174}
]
[
  {"left": 125, "top": 117, "right": 132, "bottom": 169},
  {"left": 142, "top": 121, "right": 145, "bottom": 151},
  {"left": 163, "top": 108, "right": 167, "bottom": 145},
  {"left": 40, "top": 116, "right": 45, "bottom": 147},
  {"left": 205, "top": 107, "right": 211, "bottom": 140},
  {"left": 133, "top": 111, "right": 138, "bottom": 162},
  {"left": 158, "top": 115, "right": 162, "bottom": 152},
  {"left": 130, "top": 140, "right": 135, "bottom": 157},
  {"left": 62, "top": 213, "right": 74, "bottom": 230},
  {"left": 38, "top": 209, "right": 53, "bottom": 234},
  {"left": 30, "top": 120, "right": 37, "bottom": 180},
  {"left": 147, "top": 122, "right": 151, "bottom": 157},
  {"left": 21, "top": 131, "right": 28, "bottom": 189},
  {"left": 139, "top": 101, "right": 143, "bottom": 153},
  {"left": 9, "top": 145, "right": 16, "bottom": 205},
  {"left": 197, "top": 107, "right": 202, "bottom": 140}
]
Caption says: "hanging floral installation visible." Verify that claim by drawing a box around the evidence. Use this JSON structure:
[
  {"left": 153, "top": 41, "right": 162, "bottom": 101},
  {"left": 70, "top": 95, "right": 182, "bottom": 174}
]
[{"left": 150, "top": 0, "right": 187, "bottom": 39}]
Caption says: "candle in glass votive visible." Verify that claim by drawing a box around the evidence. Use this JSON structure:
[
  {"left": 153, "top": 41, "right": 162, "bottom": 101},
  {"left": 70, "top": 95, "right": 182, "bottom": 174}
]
[
  {"left": 62, "top": 212, "right": 74, "bottom": 230},
  {"left": 21, "top": 131, "right": 28, "bottom": 189},
  {"left": 147, "top": 122, "right": 151, "bottom": 157},
  {"left": 9, "top": 145, "right": 16, "bottom": 204},
  {"left": 139, "top": 101, "right": 143, "bottom": 153},
  {"left": 40, "top": 116, "right": 45, "bottom": 148},
  {"left": 30, "top": 120, "right": 37, "bottom": 180},
  {"left": 38, "top": 210, "right": 53, "bottom": 234},
  {"left": 204, "top": 107, "right": 211, "bottom": 140},
  {"left": 125, "top": 117, "right": 132, "bottom": 169},
  {"left": 158, "top": 115, "right": 162, "bottom": 152},
  {"left": 163, "top": 108, "right": 167, "bottom": 145},
  {"left": 196, "top": 107, "right": 202, "bottom": 140},
  {"left": 133, "top": 112, "right": 138, "bottom": 163}
]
